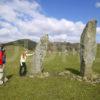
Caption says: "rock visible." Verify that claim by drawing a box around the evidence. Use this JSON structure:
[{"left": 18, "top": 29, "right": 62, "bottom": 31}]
[
  {"left": 64, "top": 70, "right": 71, "bottom": 74},
  {"left": 30, "top": 34, "right": 49, "bottom": 75},
  {"left": 43, "top": 72, "right": 50, "bottom": 77},
  {"left": 37, "top": 72, "right": 50, "bottom": 78},
  {"left": 72, "top": 48, "right": 76, "bottom": 55},
  {"left": 58, "top": 72, "right": 65, "bottom": 76},
  {"left": 76, "top": 78, "right": 82, "bottom": 82},
  {"left": 92, "top": 79, "right": 100, "bottom": 84},
  {"left": 29, "top": 75, "right": 34, "bottom": 78},
  {"left": 58, "top": 71, "right": 71, "bottom": 76},
  {"left": 80, "top": 20, "right": 97, "bottom": 79},
  {"left": 83, "top": 76, "right": 88, "bottom": 81},
  {"left": 29, "top": 72, "right": 50, "bottom": 78}
]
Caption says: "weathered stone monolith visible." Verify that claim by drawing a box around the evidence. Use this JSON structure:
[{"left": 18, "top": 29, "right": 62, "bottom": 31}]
[
  {"left": 80, "top": 20, "right": 97, "bottom": 79},
  {"left": 31, "top": 34, "right": 48, "bottom": 75}
]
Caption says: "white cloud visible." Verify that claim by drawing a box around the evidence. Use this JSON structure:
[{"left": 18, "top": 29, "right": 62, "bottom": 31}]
[
  {"left": 0, "top": 28, "right": 10, "bottom": 36},
  {"left": 0, "top": 4, "right": 17, "bottom": 22},
  {"left": 97, "top": 27, "right": 100, "bottom": 34},
  {"left": 95, "top": 2, "right": 100, "bottom": 8},
  {"left": 0, "top": 0, "right": 100, "bottom": 43},
  {"left": 49, "top": 34, "right": 67, "bottom": 42}
]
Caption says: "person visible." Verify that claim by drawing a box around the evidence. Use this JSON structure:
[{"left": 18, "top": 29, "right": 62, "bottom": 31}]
[
  {"left": 0, "top": 46, "right": 8, "bottom": 85},
  {"left": 19, "top": 50, "right": 33, "bottom": 76},
  {"left": 2, "top": 48, "right": 8, "bottom": 83},
  {"left": 0, "top": 46, "right": 4, "bottom": 85}
]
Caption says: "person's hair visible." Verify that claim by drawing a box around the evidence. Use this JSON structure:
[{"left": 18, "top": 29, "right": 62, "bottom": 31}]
[
  {"left": 22, "top": 53, "right": 26, "bottom": 58},
  {"left": 0, "top": 44, "right": 4, "bottom": 51},
  {"left": 1, "top": 45, "right": 4, "bottom": 49}
]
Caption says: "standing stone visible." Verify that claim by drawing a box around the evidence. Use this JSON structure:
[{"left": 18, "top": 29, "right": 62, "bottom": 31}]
[
  {"left": 80, "top": 20, "right": 97, "bottom": 79},
  {"left": 31, "top": 34, "right": 48, "bottom": 75},
  {"left": 72, "top": 48, "right": 76, "bottom": 55}
]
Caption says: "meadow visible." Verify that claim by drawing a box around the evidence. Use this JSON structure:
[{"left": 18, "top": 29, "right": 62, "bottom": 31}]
[{"left": 0, "top": 45, "right": 100, "bottom": 100}]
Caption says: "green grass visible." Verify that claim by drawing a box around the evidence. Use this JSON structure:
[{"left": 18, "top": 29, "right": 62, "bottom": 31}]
[{"left": 0, "top": 45, "right": 100, "bottom": 100}]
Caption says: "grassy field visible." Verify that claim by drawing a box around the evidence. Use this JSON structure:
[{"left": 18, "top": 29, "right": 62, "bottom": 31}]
[{"left": 0, "top": 45, "right": 100, "bottom": 100}]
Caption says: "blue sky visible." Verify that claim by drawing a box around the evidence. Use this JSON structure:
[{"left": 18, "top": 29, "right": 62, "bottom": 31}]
[
  {"left": 0, "top": 0, "right": 100, "bottom": 43},
  {"left": 37, "top": 0, "right": 100, "bottom": 25}
]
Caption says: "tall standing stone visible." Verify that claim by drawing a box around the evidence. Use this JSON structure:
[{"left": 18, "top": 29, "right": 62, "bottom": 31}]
[
  {"left": 31, "top": 34, "right": 48, "bottom": 75},
  {"left": 80, "top": 20, "right": 97, "bottom": 79}
]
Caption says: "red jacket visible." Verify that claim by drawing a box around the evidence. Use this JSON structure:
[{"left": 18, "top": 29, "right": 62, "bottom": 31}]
[{"left": 0, "top": 50, "right": 3, "bottom": 65}]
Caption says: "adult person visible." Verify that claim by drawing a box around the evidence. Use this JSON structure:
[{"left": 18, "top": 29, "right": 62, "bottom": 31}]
[
  {"left": 0, "top": 46, "right": 8, "bottom": 85},
  {"left": 0, "top": 46, "right": 4, "bottom": 85},
  {"left": 2, "top": 48, "right": 8, "bottom": 83},
  {"left": 19, "top": 50, "right": 33, "bottom": 76}
]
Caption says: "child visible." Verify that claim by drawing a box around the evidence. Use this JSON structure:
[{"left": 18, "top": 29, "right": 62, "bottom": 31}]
[{"left": 19, "top": 50, "right": 33, "bottom": 76}]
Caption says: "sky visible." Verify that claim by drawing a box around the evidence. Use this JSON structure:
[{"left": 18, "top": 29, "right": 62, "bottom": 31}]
[{"left": 0, "top": 0, "right": 100, "bottom": 43}]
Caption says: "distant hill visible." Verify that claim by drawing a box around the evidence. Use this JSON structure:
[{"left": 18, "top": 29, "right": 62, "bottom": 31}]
[
  {"left": 1, "top": 39, "right": 37, "bottom": 50},
  {"left": 1, "top": 39, "right": 100, "bottom": 52}
]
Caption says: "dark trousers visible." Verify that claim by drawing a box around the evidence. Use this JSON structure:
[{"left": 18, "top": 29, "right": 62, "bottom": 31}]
[{"left": 19, "top": 62, "right": 27, "bottom": 76}]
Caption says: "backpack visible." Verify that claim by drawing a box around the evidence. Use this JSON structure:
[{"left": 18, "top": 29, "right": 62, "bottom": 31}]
[{"left": 0, "top": 50, "right": 3, "bottom": 65}]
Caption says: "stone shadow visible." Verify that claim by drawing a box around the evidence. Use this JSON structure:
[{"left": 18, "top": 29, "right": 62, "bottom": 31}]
[{"left": 65, "top": 68, "right": 80, "bottom": 76}]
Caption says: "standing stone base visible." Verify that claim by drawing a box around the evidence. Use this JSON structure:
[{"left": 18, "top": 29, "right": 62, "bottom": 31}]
[
  {"left": 80, "top": 64, "right": 93, "bottom": 80},
  {"left": 29, "top": 72, "right": 50, "bottom": 78},
  {"left": 59, "top": 70, "right": 100, "bottom": 84}
]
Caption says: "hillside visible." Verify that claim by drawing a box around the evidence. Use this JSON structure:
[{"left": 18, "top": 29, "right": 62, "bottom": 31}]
[{"left": 1, "top": 39, "right": 37, "bottom": 50}]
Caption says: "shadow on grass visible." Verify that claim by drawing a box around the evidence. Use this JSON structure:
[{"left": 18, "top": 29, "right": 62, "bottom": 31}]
[
  {"left": 65, "top": 68, "right": 80, "bottom": 76},
  {"left": 6, "top": 74, "right": 13, "bottom": 80}
]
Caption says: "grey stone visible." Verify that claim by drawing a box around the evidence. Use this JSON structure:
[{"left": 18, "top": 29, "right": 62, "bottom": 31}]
[
  {"left": 58, "top": 72, "right": 66, "bottom": 76},
  {"left": 37, "top": 72, "right": 50, "bottom": 78},
  {"left": 92, "top": 79, "right": 100, "bottom": 84},
  {"left": 58, "top": 70, "right": 71, "bottom": 76},
  {"left": 72, "top": 48, "right": 76, "bottom": 55},
  {"left": 31, "top": 34, "right": 49, "bottom": 75},
  {"left": 80, "top": 20, "right": 97, "bottom": 79}
]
